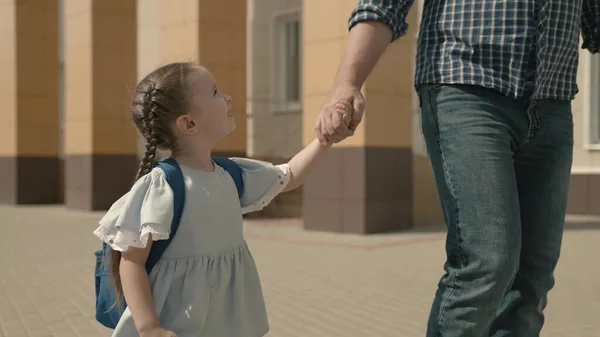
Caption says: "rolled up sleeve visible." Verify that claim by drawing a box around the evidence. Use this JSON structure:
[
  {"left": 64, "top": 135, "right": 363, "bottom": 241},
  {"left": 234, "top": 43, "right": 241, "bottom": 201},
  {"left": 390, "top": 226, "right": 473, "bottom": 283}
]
[
  {"left": 582, "top": 0, "right": 600, "bottom": 53},
  {"left": 348, "top": 0, "right": 415, "bottom": 42}
]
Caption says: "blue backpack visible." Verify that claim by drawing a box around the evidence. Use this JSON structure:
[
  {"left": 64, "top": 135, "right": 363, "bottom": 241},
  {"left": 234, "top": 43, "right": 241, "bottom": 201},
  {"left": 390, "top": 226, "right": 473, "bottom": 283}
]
[{"left": 94, "top": 157, "right": 244, "bottom": 329}]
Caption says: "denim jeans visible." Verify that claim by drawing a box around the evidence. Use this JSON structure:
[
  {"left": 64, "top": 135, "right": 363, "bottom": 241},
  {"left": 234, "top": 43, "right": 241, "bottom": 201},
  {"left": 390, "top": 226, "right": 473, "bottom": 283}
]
[{"left": 418, "top": 84, "right": 573, "bottom": 337}]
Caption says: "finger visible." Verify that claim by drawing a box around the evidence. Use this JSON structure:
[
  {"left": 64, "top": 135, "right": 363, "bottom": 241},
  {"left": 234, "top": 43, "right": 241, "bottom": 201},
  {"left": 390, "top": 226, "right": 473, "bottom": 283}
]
[
  {"left": 342, "top": 113, "right": 352, "bottom": 129},
  {"left": 328, "top": 112, "right": 348, "bottom": 143},
  {"left": 314, "top": 118, "right": 328, "bottom": 146},
  {"left": 335, "top": 100, "right": 353, "bottom": 113},
  {"left": 332, "top": 112, "right": 353, "bottom": 139},
  {"left": 334, "top": 102, "right": 353, "bottom": 132},
  {"left": 324, "top": 115, "right": 340, "bottom": 143},
  {"left": 328, "top": 113, "right": 348, "bottom": 143},
  {"left": 334, "top": 102, "right": 353, "bottom": 127},
  {"left": 335, "top": 108, "right": 354, "bottom": 139},
  {"left": 321, "top": 116, "right": 334, "bottom": 145},
  {"left": 350, "top": 91, "right": 366, "bottom": 130}
]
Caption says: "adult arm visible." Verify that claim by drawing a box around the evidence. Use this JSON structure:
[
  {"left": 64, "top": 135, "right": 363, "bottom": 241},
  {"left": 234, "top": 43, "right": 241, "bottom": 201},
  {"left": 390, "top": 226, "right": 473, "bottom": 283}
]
[
  {"left": 315, "top": 0, "right": 416, "bottom": 145},
  {"left": 582, "top": 0, "right": 600, "bottom": 53}
]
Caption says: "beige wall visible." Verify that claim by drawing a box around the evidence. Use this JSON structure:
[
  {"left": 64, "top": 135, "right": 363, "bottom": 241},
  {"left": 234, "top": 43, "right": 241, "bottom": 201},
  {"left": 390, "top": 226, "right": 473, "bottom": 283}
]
[
  {"left": 409, "top": 0, "right": 444, "bottom": 225},
  {"left": 134, "top": 0, "right": 247, "bottom": 156},
  {"left": 0, "top": 0, "right": 59, "bottom": 157},
  {"left": 63, "top": 0, "right": 138, "bottom": 157},
  {"left": 300, "top": 0, "right": 443, "bottom": 228},
  {"left": 301, "top": 0, "right": 417, "bottom": 148},
  {"left": 302, "top": 0, "right": 357, "bottom": 147},
  {"left": 0, "top": 0, "right": 17, "bottom": 156},
  {"left": 136, "top": 0, "right": 160, "bottom": 159},
  {"left": 572, "top": 52, "right": 600, "bottom": 172},
  {"left": 246, "top": 0, "right": 427, "bottom": 160},
  {"left": 247, "top": 0, "right": 303, "bottom": 159},
  {"left": 63, "top": 0, "right": 93, "bottom": 156}
]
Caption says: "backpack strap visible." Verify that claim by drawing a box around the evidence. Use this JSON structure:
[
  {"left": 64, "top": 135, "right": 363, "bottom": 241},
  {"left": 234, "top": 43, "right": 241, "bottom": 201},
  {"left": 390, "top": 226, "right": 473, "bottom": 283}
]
[
  {"left": 213, "top": 157, "right": 245, "bottom": 199},
  {"left": 144, "top": 157, "right": 186, "bottom": 274}
]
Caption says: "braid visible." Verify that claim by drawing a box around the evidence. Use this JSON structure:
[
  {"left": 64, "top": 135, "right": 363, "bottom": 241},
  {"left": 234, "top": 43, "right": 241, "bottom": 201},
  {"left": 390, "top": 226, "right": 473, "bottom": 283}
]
[
  {"left": 111, "top": 62, "right": 194, "bottom": 311},
  {"left": 136, "top": 85, "right": 160, "bottom": 179}
]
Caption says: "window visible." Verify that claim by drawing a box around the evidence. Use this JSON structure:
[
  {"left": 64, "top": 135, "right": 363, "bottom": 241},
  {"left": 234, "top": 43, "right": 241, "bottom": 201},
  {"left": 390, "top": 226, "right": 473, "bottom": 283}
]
[
  {"left": 586, "top": 54, "right": 600, "bottom": 147},
  {"left": 272, "top": 12, "right": 301, "bottom": 113},
  {"left": 283, "top": 20, "right": 300, "bottom": 103}
]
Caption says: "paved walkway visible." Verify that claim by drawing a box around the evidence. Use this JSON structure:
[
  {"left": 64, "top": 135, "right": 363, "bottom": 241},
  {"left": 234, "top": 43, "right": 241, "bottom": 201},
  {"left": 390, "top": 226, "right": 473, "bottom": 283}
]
[{"left": 0, "top": 206, "right": 598, "bottom": 336}]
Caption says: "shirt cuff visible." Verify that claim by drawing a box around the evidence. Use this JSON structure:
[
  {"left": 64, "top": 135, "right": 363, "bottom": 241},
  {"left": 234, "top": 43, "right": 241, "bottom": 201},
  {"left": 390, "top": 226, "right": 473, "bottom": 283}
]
[
  {"left": 582, "top": 28, "right": 600, "bottom": 53},
  {"left": 348, "top": 3, "right": 409, "bottom": 42}
]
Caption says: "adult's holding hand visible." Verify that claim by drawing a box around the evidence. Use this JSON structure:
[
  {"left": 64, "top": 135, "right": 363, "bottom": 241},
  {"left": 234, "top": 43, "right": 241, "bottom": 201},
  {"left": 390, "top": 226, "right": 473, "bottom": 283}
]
[
  {"left": 314, "top": 21, "right": 393, "bottom": 146},
  {"left": 315, "top": 86, "right": 364, "bottom": 146}
]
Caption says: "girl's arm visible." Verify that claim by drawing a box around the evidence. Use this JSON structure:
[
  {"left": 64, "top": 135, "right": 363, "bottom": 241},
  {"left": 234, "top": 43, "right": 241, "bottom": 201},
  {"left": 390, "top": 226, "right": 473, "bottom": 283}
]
[
  {"left": 282, "top": 100, "right": 353, "bottom": 192},
  {"left": 283, "top": 139, "right": 332, "bottom": 192},
  {"left": 119, "top": 236, "right": 161, "bottom": 333}
]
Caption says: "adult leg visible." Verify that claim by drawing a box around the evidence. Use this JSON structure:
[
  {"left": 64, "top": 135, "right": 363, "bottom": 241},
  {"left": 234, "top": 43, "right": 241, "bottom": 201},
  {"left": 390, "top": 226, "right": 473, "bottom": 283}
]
[
  {"left": 419, "top": 84, "right": 529, "bottom": 337},
  {"left": 490, "top": 100, "right": 573, "bottom": 336}
]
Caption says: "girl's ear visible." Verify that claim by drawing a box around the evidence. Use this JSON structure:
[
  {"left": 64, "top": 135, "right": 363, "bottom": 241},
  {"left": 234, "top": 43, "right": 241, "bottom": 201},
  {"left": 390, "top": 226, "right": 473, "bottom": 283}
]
[{"left": 175, "top": 114, "right": 198, "bottom": 135}]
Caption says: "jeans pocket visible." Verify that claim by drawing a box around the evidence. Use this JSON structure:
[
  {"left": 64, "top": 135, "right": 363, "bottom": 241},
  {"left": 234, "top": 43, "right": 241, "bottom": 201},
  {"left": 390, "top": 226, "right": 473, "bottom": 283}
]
[{"left": 419, "top": 85, "right": 443, "bottom": 142}]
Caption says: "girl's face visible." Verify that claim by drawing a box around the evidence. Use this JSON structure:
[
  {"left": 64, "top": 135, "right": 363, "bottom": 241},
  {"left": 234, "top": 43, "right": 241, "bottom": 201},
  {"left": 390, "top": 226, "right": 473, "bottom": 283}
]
[{"left": 175, "top": 67, "right": 235, "bottom": 144}]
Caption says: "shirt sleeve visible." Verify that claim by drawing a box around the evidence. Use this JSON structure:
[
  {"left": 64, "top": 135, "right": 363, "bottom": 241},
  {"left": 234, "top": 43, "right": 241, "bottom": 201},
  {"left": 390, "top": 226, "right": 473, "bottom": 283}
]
[
  {"left": 582, "top": 0, "right": 600, "bottom": 53},
  {"left": 229, "top": 158, "right": 291, "bottom": 214},
  {"left": 348, "top": 0, "right": 416, "bottom": 42},
  {"left": 93, "top": 168, "right": 174, "bottom": 252}
]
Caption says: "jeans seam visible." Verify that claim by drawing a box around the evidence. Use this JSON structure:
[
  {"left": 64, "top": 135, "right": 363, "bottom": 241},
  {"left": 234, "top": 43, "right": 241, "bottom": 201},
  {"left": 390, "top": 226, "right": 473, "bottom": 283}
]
[
  {"left": 515, "top": 100, "right": 541, "bottom": 151},
  {"left": 426, "top": 86, "right": 465, "bottom": 336},
  {"left": 435, "top": 128, "right": 461, "bottom": 336}
]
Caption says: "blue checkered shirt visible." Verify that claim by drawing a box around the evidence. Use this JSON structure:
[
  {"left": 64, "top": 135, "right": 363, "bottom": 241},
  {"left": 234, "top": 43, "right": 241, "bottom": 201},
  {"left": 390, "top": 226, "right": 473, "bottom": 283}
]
[{"left": 349, "top": 0, "right": 600, "bottom": 100}]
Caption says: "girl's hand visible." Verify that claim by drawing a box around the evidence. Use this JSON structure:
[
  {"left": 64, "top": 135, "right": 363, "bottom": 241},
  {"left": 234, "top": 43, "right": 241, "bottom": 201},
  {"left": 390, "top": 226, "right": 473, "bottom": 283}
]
[
  {"left": 316, "top": 86, "right": 363, "bottom": 145},
  {"left": 139, "top": 327, "right": 178, "bottom": 337}
]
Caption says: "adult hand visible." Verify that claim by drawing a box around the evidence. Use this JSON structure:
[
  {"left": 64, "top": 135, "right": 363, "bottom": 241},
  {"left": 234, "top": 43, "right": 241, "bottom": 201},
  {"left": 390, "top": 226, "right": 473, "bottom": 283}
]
[{"left": 315, "top": 85, "right": 365, "bottom": 146}]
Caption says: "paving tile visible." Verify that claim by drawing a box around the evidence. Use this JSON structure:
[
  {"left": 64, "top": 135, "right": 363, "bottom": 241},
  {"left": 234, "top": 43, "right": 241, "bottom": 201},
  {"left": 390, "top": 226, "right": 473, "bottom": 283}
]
[{"left": 0, "top": 206, "right": 598, "bottom": 336}]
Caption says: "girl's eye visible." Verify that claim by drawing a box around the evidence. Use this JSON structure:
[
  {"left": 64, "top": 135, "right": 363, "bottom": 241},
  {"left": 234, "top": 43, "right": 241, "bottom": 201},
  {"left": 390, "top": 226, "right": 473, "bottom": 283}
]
[{"left": 213, "top": 89, "right": 218, "bottom": 96}]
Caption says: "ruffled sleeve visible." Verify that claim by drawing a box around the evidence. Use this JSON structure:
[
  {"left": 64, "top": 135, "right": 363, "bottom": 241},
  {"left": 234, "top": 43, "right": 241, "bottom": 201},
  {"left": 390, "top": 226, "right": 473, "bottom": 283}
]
[
  {"left": 93, "top": 168, "right": 174, "bottom": 252},
  {"left": 229, "top": 158, "right": 291, "bottom": 214}
]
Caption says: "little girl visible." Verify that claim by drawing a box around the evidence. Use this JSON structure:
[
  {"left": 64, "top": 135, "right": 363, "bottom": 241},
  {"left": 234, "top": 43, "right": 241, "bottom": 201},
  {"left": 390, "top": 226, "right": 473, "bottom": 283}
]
[{"left": 93, "top": 62, "right": 352, "bottom": 337}]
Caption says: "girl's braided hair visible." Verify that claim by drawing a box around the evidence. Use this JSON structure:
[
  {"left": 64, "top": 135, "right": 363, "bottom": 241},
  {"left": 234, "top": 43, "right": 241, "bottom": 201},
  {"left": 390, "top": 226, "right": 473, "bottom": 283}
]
[{"left": 109, "top": 62, "right": 196, "bottom": 309}]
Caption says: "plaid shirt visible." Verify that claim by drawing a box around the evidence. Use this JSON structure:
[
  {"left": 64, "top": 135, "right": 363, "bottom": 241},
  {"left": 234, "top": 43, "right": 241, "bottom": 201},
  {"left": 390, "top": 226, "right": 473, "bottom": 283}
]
[{"left": 349, "top": 0, "right": 600, "bottom": 100}]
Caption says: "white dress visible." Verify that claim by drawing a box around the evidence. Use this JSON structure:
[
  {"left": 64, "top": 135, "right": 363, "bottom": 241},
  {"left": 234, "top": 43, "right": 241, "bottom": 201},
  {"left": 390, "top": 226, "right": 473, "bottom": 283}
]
[{"left": 93, "top": 158, "right": 290, "bottom": 337}]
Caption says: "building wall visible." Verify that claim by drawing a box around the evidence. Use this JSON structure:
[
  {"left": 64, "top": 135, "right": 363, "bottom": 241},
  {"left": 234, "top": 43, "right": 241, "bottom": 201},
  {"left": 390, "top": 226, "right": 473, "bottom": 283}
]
[
  {"left": 245, "top": 0, "right": 304, "bottom": 218},
  {"left": 7, "top": 0, "right": 593, "bottom": 224},
  {"left": 572, "top": 53, "right": 599, "bottom": 167},
  {"left": 245, "top": 0, "right": 443, "bottom": 224},
  {"left": 409, "top": 0, "right": 444, "bottom": 226},
  {"left": 247, "top": 0, "right": 303, "bottom": 160},
  {"left": 0, "top": 0, "right": 61, "bottom": 205},
  {"left": 136, "top": 0, "right": 160, "bottom": 160},
  {"left": 567, "top": 52, "right": 600, "bottom": 215}
]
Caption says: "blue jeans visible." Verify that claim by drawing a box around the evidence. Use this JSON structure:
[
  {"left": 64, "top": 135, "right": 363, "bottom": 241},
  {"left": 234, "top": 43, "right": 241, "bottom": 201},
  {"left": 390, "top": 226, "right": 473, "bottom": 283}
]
[{"left": 418, "top": 84, "right": 573, "bottom": 337}]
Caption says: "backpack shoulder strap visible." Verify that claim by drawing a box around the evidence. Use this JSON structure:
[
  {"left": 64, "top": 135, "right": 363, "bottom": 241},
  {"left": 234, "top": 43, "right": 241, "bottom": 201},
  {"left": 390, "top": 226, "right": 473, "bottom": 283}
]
[
  {"left": 144, "top": 157, "right": 186, "bottom": 274},
  {"left": 213, "top": 157, "right": 244, "bottom": 199}
]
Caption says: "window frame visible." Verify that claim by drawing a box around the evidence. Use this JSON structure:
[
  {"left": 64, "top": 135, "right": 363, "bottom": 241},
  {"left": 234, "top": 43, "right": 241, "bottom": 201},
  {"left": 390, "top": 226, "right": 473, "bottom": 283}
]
[{"left": 270, "top": 9, "right": 302, "bottom": 115}]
